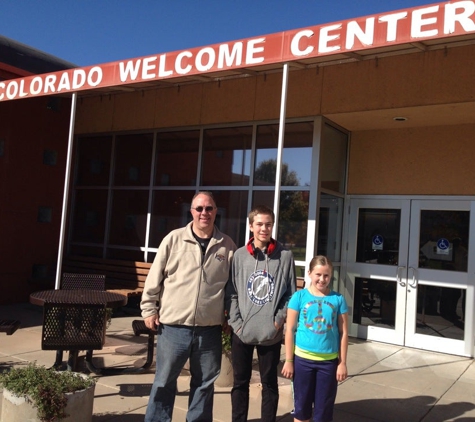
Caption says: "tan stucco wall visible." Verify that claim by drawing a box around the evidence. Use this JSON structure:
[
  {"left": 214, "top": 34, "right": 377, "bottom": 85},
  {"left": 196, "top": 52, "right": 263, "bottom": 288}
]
[
  {"left": 321, "top": 45, "right": 475, "bottom": 113},
  {"left": 348, "top": 124, "right": 475, "bottom": 195}
]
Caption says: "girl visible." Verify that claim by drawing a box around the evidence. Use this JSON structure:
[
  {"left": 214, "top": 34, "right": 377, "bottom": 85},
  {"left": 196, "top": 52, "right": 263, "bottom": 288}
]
[{"left": 282, "top": 256, "right": 348, "bottom": 422}]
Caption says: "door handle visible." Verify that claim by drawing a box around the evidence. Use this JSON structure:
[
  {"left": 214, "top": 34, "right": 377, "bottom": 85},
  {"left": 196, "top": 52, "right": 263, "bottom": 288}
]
[
  {"left": 408, "top": 267, "right": 418, "bottom": 288},
  {"left": 396, "top": 266, "right": 406, "bottom": 287}
]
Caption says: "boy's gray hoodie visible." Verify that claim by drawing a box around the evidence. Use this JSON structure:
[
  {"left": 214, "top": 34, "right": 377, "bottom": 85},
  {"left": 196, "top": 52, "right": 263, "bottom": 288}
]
[{"left": 226, "top": 237, "right": 296, "bottom": 346}]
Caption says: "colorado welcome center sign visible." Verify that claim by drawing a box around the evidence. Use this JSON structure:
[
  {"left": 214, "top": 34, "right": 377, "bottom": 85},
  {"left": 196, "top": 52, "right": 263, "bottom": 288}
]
[{"left": 1, "top": 0, "right": 475, "bottom": 102}]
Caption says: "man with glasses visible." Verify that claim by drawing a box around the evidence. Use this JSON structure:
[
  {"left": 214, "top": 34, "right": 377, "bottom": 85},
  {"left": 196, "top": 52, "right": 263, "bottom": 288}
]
[{"left": 141, "top": 191, "right": 236, "bottom": 422}]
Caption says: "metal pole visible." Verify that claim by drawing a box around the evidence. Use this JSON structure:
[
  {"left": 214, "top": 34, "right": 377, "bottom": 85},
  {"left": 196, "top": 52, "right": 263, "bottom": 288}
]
[
  {"left": 55, "top": 93, "right": 77, "bottom": 289},
  {"left": 272, "top": 63, "right": 289, "bottom": 239}
]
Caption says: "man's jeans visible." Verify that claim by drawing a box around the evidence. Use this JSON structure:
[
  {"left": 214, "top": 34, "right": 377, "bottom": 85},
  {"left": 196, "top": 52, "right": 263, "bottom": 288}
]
[
  {"left": 144, "top": 324, "right": 222, "bottom": 422},
  {"left": 231, "top": 334, "right": 281, "bottom": 422}
]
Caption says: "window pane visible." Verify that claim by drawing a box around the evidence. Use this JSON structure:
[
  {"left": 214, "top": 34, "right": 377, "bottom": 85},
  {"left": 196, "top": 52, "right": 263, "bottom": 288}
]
[
  {"left": 318, "top": 194, "right": 344, "bottom": 262},
  {"left": 251, "top": 191, "right": 274, "bottom": 210},
  {"left": 151, "top": 190, "right": 248, "bottom": 247},
  {"left": 211, "top": 190, "right": 248, "bottom": 246},
  {"left": 356, "top": 208, "right": 401, "bottom": 265},
  {"left": 282, "top": 122, "right": 313, "bottom": 186},
  {"left": 114, "top": 133, "right": 153, "bottom": 186},
  {"left": 254, "top": 122, "right": 313, "bottom": 187},
  {"left": 69, "top": 245, "right": 103, "bottom": 258},
  {"left": 108, "top": 190, "right": 148, "bottom": 247},
  {"left": 353, "top": 277, "right": 397, "bottom": 328},
  {"left": 71, "top": 190, "right": 108, "bottom": 243},
  {"left": 296, "top": 266, "right": 306, "bottom": 279},
  {"left": 419, "top": 210, "right": 469, "bottom": 271},
  {"left": 149, "top": 190, "right": 195, "bottom": 247},
  {"left": 320, "top": 124, "right": 348, "bottom": 193},
  {"left": 251, "top": 190, "right": 308, "bottom": 261},
  {"left": 278, "top": 191, "right": 309, "bottom": 261},
  {"left": 155, "top": 130, "right": 199, "bottom": 186},
  {"left": 254, "top": 124, "right": 277, "bottom": 186},
  {"left": 75, "top": 136, "right": 112, "bottom": 186},
  {"left": 202, "top": 126, "right": 252, "bottom": 186},
  {"left": 415, "top": 285, "right": 465, "bottom": 340}
]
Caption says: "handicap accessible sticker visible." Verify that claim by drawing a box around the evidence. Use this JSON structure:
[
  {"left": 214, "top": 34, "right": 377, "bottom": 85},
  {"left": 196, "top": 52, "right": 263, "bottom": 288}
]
[
  {"left": 436, "top": 238, "right": 450, "bottom": 255},
  {"left": 372, "top": 235, "right": 384, "bottom": 250}
]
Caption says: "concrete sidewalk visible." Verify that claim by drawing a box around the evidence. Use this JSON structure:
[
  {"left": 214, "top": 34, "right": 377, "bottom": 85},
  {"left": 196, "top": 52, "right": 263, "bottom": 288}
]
[{"left": 1, "top": 302, "right": 475, "bottom": 421}]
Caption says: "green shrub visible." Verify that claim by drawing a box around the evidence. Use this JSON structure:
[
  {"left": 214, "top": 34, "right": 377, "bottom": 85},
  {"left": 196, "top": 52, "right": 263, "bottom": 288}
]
[
  {"left": 0, "top": 363, "right": 95, "bottom": 422},
  {"left": 222, "top": 331, "right": 231, "bottom": 354}
]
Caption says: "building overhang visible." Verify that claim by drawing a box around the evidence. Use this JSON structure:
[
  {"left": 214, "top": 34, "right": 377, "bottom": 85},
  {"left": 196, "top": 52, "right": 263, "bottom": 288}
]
[{"left": 2, "top": 1, "right": 475, "bottom": 131}]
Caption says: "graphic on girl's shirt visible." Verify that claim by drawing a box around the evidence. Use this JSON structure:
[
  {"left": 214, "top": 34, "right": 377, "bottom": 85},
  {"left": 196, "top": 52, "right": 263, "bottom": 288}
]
[
  {"left": 303, "top": 299, "right": 336, "bottom": 334},
  {"left": 247, "top": 269, "right": 275, "bottom": 306}
]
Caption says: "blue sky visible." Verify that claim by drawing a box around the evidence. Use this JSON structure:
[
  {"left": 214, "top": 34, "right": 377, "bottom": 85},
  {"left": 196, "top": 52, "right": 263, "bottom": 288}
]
[{"left": 2, "top": 0, "right": 434, "bottom": 67}]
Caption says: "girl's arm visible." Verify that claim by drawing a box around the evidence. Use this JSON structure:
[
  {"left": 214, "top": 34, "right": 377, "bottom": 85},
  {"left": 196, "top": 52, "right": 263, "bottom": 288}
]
[
  {"left": 281, "top": 308, "right": 298, "bottom": 379},
  {"left": 336, "top": 312, "right": 349, "bottom": 381}
]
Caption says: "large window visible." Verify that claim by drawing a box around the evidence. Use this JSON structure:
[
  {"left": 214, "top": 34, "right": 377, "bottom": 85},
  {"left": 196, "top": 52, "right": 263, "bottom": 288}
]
[
  {"left": 149, "top": 190, "right": 195, "bottom": 248},
  {"left": 114, "top": 134, "right": 153, "bottom": 186},
  {"left": 70, "top": 119, "right": 345, "bottom": 266},
  {"left": 254, "top": 122, "right": 313, "bottom": 187},
  {"left": 202, "top": 126, "right": 252, "bottom": 186},
  {"left": 253, "top": 121, "right": 313, "bottom": 260},
  {"left": 75, "top": 135, "right": 112, "bottom": 186},
  {"left": 251, "top": 191, "right": 309, "bottom": 261},
  {"left": 155, "top": 130, "right": 199, "bottom": 186}
]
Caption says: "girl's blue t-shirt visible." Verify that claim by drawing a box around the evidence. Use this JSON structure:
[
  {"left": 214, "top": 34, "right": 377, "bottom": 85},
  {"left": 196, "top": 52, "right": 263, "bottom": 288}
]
[{"left": 288, "top": 289, "right": 348, "bottom": 354}]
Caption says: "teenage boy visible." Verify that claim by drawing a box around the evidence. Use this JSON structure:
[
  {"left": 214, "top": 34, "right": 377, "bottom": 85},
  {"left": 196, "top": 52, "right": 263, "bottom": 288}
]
[{"left": 226, "top": 204, "right": 296, "bottom": 422}]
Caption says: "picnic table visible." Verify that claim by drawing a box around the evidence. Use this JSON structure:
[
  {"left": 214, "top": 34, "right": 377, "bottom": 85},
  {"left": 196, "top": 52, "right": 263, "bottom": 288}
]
[{"left": 30, "top": 289, "right": 130, "bottom": 373}]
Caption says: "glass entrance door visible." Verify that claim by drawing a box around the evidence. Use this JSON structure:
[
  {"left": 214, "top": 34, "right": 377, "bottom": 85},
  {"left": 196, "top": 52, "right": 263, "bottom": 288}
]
[
  {"left": 405, "top": 200, "right": 474, "bottom": 356},
  {"left": 346, "top": 199, "right": 410, "bottom": 345},
  {"left": 346, "top": 198, "right": 475, "bottom": 356}
]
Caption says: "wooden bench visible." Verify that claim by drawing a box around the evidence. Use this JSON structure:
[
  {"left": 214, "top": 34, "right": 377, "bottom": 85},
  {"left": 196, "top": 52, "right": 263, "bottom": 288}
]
[
  {"left": 0, "top": 319, "right": 21, "bottom": 335},
  {"left": 62, "top": 256, "right": 151, "bottom": 297}
]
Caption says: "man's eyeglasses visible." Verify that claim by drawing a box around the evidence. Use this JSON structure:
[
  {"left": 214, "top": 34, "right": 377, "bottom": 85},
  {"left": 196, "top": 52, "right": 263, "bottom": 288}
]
[{"left": 191, "top": 206, "right": 215, "bottom": 213}]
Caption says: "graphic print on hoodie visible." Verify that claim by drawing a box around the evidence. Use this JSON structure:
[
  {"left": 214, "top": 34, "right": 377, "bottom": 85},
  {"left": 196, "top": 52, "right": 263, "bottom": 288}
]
[{"left": 247, "top": 268, "right": 275, "bottom": 306}]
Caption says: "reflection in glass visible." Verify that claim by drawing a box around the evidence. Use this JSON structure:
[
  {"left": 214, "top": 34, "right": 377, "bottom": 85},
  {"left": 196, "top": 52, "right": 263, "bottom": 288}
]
[
  {"left": 332, "top": 267, "right": 340, "bottom": 291},
  {"left": 155, "top": 130, "right": 199, "bottom": 186},
  {"left": 109, "top": 190, "right": 148, "bottom": 246},
  {"left": 320, "top": 124, "right": 348, "bottom": 193},
  {"left": 149, "top": 190, "right": 195, "bottom": 247},
  {"left": 107, "top": 248, "right": 146, "bottom": 261},
  {"left": 251, "top": 190, "right": 308, "bottom": 261},
  {"left": 296, "top": 266, "right": 306, "bottom": 279},
  {"left": 70, "top": 245, "right": 102, "bottom": 258},
  {"left": 415, "top": 285, "right": 465, "bottom": 340},
  {"left": 254, "top": 122, "right": 313, "bottom": 187},
  {"left": 353, "top": 277, "right": 396, "bottom": 329},
  {"left": 356, "top": 208, "right": 401, "bottom": 265},
  {"left": 114, "top": 134, "right": 153, "bottom": 186},
  {"left": 202, "top": 126, "right": 252, "bottom": 186},
  {"left": 318, "top": 194, "right": 343, "bottom": 262},
  {"left": 71, "top": 190, "right": 108, "bottom": 243},
  {"left": 76, "top": 136, "right": 112, "bottom": 186},
  {"left": 149, "top": 190, "right": 248, "bottom": 248},
  {"left": 211, "top": 191, "right": 248, "bottom": 247},
  {"left": 418, "top": 210, "right": 469, "bottom": 272}
]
